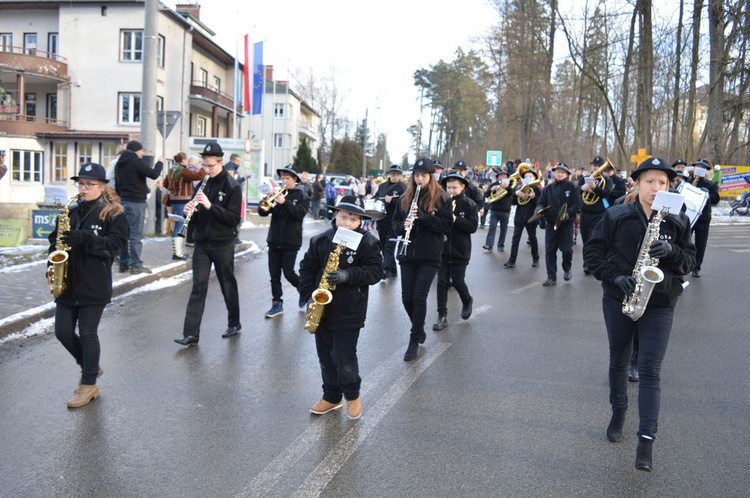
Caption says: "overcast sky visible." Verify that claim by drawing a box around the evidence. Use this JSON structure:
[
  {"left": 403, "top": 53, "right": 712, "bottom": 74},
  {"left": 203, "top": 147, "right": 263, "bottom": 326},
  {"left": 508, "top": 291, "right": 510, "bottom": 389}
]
[{"left": 168, "top": 0, "right": 500, "bottom": 166}]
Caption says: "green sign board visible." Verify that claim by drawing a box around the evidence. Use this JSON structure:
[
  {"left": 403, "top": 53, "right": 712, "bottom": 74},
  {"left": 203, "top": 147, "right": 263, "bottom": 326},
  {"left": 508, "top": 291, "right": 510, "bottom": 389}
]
[
  {"left": 0, "top": 219, "right": 25, "bottom": 247},
  {"left": 32, "top": 209, "right": 59, "bottom": 239}
]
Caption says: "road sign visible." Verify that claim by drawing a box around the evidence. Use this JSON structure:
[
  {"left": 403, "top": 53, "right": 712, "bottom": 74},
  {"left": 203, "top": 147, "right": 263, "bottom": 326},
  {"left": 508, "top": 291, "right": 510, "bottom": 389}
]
[
  {"left": 486, "top": 150, "right": 503, "bottom": 167},
  {"left": 244, "top": 138, "right": 252, "bottom": 153},
  {"left": 156, "top": 111, "right": 181, "bottom": 138}
]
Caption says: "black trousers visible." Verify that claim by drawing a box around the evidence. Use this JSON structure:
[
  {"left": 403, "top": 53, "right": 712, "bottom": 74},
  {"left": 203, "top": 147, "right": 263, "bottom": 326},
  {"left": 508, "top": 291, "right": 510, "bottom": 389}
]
[
  {"left": 508, "top": 222, "right": 539, "bottom": 262},
  {"left": 544, "top": 222, "right": 573, "bottom": 279},
  {"left": 183, "top": 243, "right": 240, "bottom": 337},
  {"left": 602, "top": 294, "right": 674, "bottom": 439},
  {"left": 436, "top": 262, "right": 470, "bottom": 316},
  {"left": 692, "top": 220, "right": 710, "bottom": 271},
  {"left": 579, "top": 211, "right": 604, "bottom": 247},
  {"left": 400, "top": 262, "right": 439, "bottom": 342},
  {"left": 268, "top": 247, "right": 300, "bottom": 302},
  {"left": 377, "top": 225, "right": 398, "bottom": 274},
  {"left": 315, "top": 326, "right": 361, "bottom": 403},
  {"left": 55, "top": 303, "right": 106, "bottom": 385}
]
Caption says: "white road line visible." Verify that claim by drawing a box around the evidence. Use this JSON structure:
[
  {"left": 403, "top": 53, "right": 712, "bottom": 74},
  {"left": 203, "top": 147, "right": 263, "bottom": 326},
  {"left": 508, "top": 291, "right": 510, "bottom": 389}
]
[
  {"left": 511, "top": 282, "right": 542, "bottom": 294},
  {"left": 292, "top": 342, "right": 452, "bottom": 498},
  {"left": 235, "top": 347, "right": 405, "bottom": 498},
  {"left": 730, "top": 249, "right": 750, "bottom": 253}
]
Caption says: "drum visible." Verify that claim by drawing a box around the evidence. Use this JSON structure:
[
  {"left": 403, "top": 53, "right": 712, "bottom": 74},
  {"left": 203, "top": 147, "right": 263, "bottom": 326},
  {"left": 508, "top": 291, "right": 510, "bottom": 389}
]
[
  {"left": 676, "top": 181, "right": 708, "bottom": 227},
  {"left": 363, "top": 199, "right": 386, "bottom": 221}
]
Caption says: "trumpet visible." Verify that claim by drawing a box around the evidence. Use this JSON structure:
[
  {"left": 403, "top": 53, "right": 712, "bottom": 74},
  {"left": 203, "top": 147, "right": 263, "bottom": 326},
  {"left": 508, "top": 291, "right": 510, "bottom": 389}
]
[
  {"left": 259, "top": 187, "right": 288, "bottom": 211},
  {"left": 581, "top": 159, "right": 615, "bottom": 206}
]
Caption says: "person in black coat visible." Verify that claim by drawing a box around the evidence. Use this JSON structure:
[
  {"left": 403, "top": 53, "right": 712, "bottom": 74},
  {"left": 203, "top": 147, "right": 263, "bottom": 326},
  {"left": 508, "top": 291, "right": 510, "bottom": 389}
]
[
  {"left": 536, "top": 163, "right": 581, "bottom": 286},
  {"left": 299, "top": 196, "right": 384, "bottom": 420},
  {"left": 258, "top": 166, "right": 310, "bottom": 317},
  {"left": 392, "top": 158, "right": 453, "bottom": 361},
  {"left": 583, "top": 157, "right": 696, "bottom": 472},
  {"left": 452, "top": 160, "right": 485, "bottom": 212},
  {"left": 433, "top": 174, "right": 478, "bottom": 331},
  {"left": 48, "top": 163, "right": 128, "bottom": 408},
  {"left": 373, "top": 165, "right": 406, "bottom": 278},
  {"left": 687, "top": 159, "right": 720, "bottom": 277},
  {"left": 579, "top": 156, "right": 614, "bottom": 274},
  {"left": 483, "top": 168, "right": 513, "bottom": 251},
  {"left": 505, "top": 167, "right": 542, "bottom": 268},
  {"left": 174, "top": 142, "right": 243, "bottom": 346}
]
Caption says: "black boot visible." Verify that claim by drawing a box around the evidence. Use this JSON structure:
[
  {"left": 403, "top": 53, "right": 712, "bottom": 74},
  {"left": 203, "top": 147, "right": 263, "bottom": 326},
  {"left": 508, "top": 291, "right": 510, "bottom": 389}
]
[
  {"left": 635, "top": 436, "right": 654, "bottom": 472},
  {"left": 432, "top": 315, "right": 447, "bottom": 331},
  {"left": 606, "top": 411, "right": 626, "bottom": 442},
  {"left": 403, "top": 341, "right": 419, "bottom": 362}
]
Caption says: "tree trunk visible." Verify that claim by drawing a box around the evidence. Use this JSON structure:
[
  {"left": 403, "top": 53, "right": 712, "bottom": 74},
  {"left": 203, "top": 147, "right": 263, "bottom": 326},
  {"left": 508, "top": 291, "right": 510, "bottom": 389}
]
[
  {"left": 618, "top": 9, "right": 637, "bottom": 168},
  {"left": 669, "top": 0, "right": 685, "bottom": 159},
  {"left": 707, "top": 0, "right": 726, "bottom": 161},
  {"left": 686, "top": 0, "right": 704, "bottom": 160},
  {"left": 636, "top": 0, "right": 653, "bottom": 152}
]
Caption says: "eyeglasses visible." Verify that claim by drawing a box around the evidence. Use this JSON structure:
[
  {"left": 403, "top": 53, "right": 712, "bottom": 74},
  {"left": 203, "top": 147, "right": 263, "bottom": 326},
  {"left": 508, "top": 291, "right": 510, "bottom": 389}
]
[
  {"left": 203, "top": 162, "right": 220, "bottom": 168},
  {"left": 75, "top": 181, "right": 100, "bottom": 188}
]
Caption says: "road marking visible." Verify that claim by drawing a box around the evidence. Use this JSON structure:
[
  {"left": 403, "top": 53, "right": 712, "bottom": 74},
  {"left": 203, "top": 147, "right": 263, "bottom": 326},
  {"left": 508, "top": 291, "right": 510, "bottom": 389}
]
[
  {"left": 511, "top": 282, "right": 542, "bottom": 294},
  {"left": 730, "top": 249, "right": 750, "bottom": 253},
  {"left": 235, "top": 347, "right": 405, "bottom": 498},
  {"left": 292, "top": 342, "right": 451, "bottom": 498}
]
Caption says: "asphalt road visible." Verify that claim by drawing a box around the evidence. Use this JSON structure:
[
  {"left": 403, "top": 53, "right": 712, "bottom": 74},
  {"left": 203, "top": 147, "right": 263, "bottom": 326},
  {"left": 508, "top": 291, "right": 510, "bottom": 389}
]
[{"left": 1, "top": 221, "right": 748, "bottom": 497}]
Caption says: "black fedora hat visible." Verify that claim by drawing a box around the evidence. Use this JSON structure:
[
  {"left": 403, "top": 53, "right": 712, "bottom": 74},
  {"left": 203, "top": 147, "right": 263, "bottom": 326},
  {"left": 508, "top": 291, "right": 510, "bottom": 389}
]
[
  {"left": 276, "top": 165, "right": 300, "bottom": 182},
  {"left": 631, "top": 157, "right": 677, "bottom": 181},
  {"left": 71, "top": 162, "right": 108, "bottom": 183},
  {"left": 387, "top": 164, "right": 403, "bottom": 174},
  {"left": 453, "top": 160, "right": 468, "bottom": 170},
  {"left": 200, "top": 141, "right": 224, "bottom": 157},
  {"left": 441, "top": 172, "right": 469, "bottom": 189},
  {"left": 552, "top": 163, "right": 571, "bottom": 175},
  {"left": 331, "top": 195, "right": 371, "bottom": 219}
]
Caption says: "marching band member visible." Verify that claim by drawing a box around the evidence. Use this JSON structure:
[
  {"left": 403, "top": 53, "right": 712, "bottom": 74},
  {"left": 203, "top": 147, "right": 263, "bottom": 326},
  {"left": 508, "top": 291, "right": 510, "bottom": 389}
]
[
  {"left": 393, "top": 158, "right": 453, "bottom": 361},
  {"left": 579, "top": 156, "right": 614, "bottom": 274},
  {"left": 48, "top": 163, "right": 128, "bottom": 408},
  {"left": 687, "top": 159, "right": 720, "bottom": 277},
  {"left": 583, "top": 157, "right": 696, "bottom": 472},
  {"left": 373, "top": 164, "right": 406, "bottom": 278},
  {"left": 483, "top": 168, "right": 513, "bottom": 252},
  {"left": 452, "top": 160, "right": 485, "bottom": 212},
  {"left": 299, "top": 196, "right": 383, "bottom": 420},
  {"left": 536, "top": 163, "right": 580, "bottom": 286},
  {"left": 504, "top": 168, "right": 542, "bottom": 269},
  {"left": 433, "top": 173, "right": 478, "bottom": 331},
  {"left": 606, "top": 166, "right": 628, "bottom": 205},
  {"left": 258, "top": 166, "right": 310, "bottom": 318}
]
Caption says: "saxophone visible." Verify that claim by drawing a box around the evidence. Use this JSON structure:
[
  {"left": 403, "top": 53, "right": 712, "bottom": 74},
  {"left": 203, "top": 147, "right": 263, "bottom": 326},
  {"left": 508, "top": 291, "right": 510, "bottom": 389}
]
[
  {"left": 622, "top": 208, "right": 668, "bottom": 321},
  {"left": 304, "top": 244, "right": 345, "bottom": 334},
  {"left": 48, "top": 195, "right": 79, "bottom": 298}
]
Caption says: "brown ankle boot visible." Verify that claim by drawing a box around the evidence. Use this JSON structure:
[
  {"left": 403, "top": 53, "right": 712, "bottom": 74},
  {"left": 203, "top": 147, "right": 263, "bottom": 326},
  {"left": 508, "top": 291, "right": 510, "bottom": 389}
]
[{"left": 67, "top": 384, "right": 99, "bottom": 408}]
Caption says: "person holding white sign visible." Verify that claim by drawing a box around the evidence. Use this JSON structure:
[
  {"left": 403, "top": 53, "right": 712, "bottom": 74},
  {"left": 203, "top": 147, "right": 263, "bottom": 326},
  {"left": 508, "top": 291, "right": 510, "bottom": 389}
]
[
  {"left": 583, "top": 158, "right": 696, "bottom": 472},
  {"left": 686, "top": 159, "right": 720, "bottom": 277}
]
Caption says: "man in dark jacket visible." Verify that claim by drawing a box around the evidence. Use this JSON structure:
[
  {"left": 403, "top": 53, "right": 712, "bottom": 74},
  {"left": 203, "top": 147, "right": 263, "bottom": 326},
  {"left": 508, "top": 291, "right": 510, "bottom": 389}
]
[
  {"left": 688, "top": 159, "right": 720, "bottom": 277},
  {"left": 505, "top": 167, "right": 542, "bottom": 269},
  {"left": 174, "top": 142, "right": 243, "bottom": 346},
  {"left": 433, "top": 173, "right": 478, "bottom": 330},
  {"left": 536, "top": 163, "right": 581, "bottom": 286},
  {"left": 373, "top": 164, "right": 406, "bottom": 277},
  {"left": 452, "top": 160, "right": 485, "bottom": 212},
  {"left": 579, "top": 156, "right": 614, "bottom": 274},
  {"left": 114, "top": 140, "right": 164, "bottom": 274},
  {"left": 258, "top": 166, "right": 310, "bottom": 317},
  {"left": 483, "top": 168, "right": 513, "bottom": 251}
]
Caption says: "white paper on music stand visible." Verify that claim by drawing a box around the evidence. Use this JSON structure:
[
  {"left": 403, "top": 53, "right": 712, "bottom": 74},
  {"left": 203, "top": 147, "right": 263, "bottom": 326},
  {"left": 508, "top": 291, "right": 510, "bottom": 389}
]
[
  {"left": 651, "top": 191, "right": 684, "bottom": 214},
  {"left": 332, "top": 227, "right": 362, "bottom": 251},
  {"left": 44, "top": 186, "right": 69, "bottom": 205},
  {"left": 168, "top": 213, "right": 186, "bottom": 222}
]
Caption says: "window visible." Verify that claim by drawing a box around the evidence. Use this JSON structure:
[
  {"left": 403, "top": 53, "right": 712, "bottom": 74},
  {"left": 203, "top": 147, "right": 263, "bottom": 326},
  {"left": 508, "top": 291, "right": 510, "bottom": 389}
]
[
  {"left": 274, "top": 133, "right": 284, "bottom": 148},
  {"left": 47, "top": 33, "right": 58, "bottom": 59},
  {"left": 274, "top": 103, "right": 285, "bottom": 118},
  {"left": 25, "top": 93, "right": 36, "bottom": 120},
  {"left": 46, "top": 93, "right": 57, "bottom": 121},
  {"left": 157, "top": 35, "right": 165, "bottom": 67},
  {"left": 23, "top": 33, "right": 37, "bottom": 55},
  {"left": 101, "top": 143, "right": 118, "bottom": 166},
  {"left": 52, "top": 143, "right": 68, "bottom": 183},
  {"left": 199, "top": 68, "right": 208, "bottom": 87},
  {"left": 11, "top": 150, "right": 43, "bottom": 183},
  {"left": 119, "top": 93, "right": 141, "bottom": 124},
  {"left": 121, "top": 30, "right": 143, "bottom": 61},
  {"left": 78, "top": 143, "right": 92, "bottom": 166},
  {"left": 0, "top": 33, "right": 12, "bottom": 52},
  {"left": 213, "top": 76, "right": 221, "bottom": 93},
  {"left": 197, "top": 116, "right": 207, "bottom": 137}
]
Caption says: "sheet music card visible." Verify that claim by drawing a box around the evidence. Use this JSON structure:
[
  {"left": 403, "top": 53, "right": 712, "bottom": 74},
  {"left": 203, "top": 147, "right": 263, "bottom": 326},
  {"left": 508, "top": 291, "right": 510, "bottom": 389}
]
[
  {"left": 652, "top": 191, "right": 685, "bottom": 214},
  {"left": 332, "top": 227, "right": 362, "bottom": 251}
]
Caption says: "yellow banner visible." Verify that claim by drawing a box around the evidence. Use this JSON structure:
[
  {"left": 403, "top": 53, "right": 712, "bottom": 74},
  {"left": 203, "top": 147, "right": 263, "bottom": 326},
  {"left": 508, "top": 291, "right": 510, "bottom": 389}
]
[{"left": 718, "top": 165, "right": 750, "bottom": 199}]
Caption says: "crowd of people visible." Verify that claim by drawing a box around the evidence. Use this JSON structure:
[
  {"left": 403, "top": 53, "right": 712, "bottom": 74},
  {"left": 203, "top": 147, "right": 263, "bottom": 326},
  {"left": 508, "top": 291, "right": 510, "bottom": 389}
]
[{"left": 46, "top": 142, "right": 722, "bottom": 474}]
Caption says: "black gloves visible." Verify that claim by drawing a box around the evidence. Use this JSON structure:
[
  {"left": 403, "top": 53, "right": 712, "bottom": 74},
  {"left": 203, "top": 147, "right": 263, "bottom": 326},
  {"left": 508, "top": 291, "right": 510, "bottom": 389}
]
[
  {"left": 648, "top": 240, "right": 672, "bottom": 259},
  {"left": 326, "top": 270, "right": 349, "bottom": 285},
  {"left": 62, "top": 230, "right": 90, "bottom": 247},
  {"left": 614, "top": 275, "right": 637, "bottom": 296}
]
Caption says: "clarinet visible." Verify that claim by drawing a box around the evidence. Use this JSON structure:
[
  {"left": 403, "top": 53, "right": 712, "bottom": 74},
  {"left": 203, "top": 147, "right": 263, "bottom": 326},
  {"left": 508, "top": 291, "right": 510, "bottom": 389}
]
[
  {"left": 396, "top": 184, "right": 421, "bottom": 256},
  {"left": 177, "top": 174, "right": 209, "bottom": 238}
]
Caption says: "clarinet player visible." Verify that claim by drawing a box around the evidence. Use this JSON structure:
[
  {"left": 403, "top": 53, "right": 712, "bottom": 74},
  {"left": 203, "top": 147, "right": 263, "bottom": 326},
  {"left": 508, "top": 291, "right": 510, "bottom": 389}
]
[{"left": 583, "top": 158, "right": 696, "bottom": 472}]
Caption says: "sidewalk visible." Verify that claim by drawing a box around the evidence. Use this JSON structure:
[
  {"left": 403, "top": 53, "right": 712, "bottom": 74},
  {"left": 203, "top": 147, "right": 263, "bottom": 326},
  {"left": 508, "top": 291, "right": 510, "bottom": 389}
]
[{"left": 0, "top": 213, "right": 284, "bottom": 339}]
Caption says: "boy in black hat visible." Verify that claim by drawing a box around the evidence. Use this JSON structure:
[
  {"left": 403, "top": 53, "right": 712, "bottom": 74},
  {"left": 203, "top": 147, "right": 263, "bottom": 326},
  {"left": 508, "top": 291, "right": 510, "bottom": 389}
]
[
  {"left": 373, "top": 164, "right": 406, "bottom": 277},
  {"left": 174, "top": 142, "right": 243, "bottom": 346},
  {"left": 433, "top": 173, "right": 478, "bottom": 330},
  {"left": 504, "top": 167, "right": 542, "bottom": 268},
  {"left": 579, "top": 156, "right": 614, "bottom": 274},
  {"left": 299, "top": 195, "right": 384, "bottom": 420},
  {"left": 686, "top": 159, "right": 720, "bottom": 277},
  {"left": 536, "top": 163, "right": 581, "bottom": 286},
  {"left": 258, "top": 166, "right": 310, "bottom": 317},
  {"left": 453, "top": 160, "right": 485, "bottom": 212},
  {"left": 483, "top": 168, "right": 513, "bottom": 251}
]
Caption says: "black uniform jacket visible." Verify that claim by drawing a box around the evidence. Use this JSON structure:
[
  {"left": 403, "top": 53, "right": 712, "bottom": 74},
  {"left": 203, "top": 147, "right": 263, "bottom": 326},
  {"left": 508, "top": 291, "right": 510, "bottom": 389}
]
[
  {"left": 189, "top": 168, "right": 242, "bottom": 246},
  {"left": 375, "top": 180, "right": 406, "bottom": 230},
  {"left": 392, "top": 192, "right": 453, "bottom": 266},
  {"left": 512, "top": 185, "right": 541, "bottom": 225},
  {"left": 484, "top": 181, "right": 513, "bottom": 212},
  {"left": 442, "top": 193, "right": 478, "bottom": 265},
  {"left": 607, "top": 174, "right": 627, "bottom": 206},
  {"left": 114, "top": 150, "right": 163, "bottom": 203},
  {"left": 48, "top": 197, "right": 128, "bottom": 306},
  {"left": 692, "top": 177, "right": 721, "bottom": 223},
  {"left": 583, "top": 201, "right": 696, "bottom": 309},
  {"left": 465, "top": 181, "right": 485, "bottom": 211},
  {"left": 536, "top": 180, "right": 581, "bottom": 226},
  {"left": 578, "top": 175, "right": 613, "bottom": 214},
  {"left": 298, "top": 228, "right": 384, "bottom": 331},
  {"left": 258, "top": 185, "right": 310, "bottom": 250}
]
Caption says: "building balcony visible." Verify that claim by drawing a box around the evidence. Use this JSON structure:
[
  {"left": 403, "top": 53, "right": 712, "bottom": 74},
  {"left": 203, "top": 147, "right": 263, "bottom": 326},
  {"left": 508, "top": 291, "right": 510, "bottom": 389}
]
[
  {"left": 188, "top": 81, "right": 241, "bottom": 114},
  {"left": 0, "top": 47, "right": 69, "bottom": 81},
  {"left": 298, "top": 122, "right": 318, "bottom": 142},
  {"left": 0, "top": 113, "right": 67, "bottom": 135}
]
